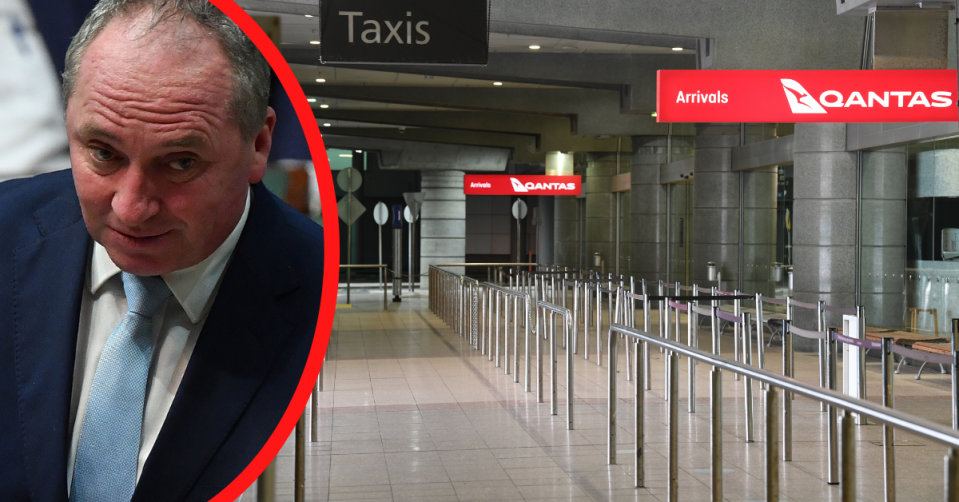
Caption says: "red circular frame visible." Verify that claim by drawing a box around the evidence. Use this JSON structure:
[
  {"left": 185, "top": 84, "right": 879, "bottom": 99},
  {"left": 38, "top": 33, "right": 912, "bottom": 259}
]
[{"left": 205, "top": 1, "right": 338, "bottom": 499}]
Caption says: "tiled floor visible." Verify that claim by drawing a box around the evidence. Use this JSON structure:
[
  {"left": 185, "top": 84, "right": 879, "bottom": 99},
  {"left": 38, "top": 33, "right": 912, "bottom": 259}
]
[{"left": 239, "top": 285, "right": 958, "bottom": 501}]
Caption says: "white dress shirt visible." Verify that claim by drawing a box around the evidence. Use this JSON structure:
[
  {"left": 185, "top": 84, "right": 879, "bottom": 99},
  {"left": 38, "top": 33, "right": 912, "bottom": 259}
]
[{"left": 67, "top": 190, "right": 251, "bottom": 490}]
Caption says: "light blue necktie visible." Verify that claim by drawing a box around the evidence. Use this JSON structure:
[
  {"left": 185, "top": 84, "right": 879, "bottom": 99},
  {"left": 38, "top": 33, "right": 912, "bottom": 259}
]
[{"left": 71, "top": 273, "right": 171, "bottom": 502}]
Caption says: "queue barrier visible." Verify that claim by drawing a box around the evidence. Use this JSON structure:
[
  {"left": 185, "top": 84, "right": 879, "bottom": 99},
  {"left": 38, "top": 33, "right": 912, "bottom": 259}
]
[{"left": 607, "top": 316, "right": 959, "bottom": 502}]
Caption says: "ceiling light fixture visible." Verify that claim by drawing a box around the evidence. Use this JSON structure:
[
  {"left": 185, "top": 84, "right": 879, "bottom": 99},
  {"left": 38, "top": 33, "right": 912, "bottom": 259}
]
[
  {"left": 320, "top": 104, "right": 329, "bottom": 108},
  {"left": 493, "top": 81, "right": 503, "bottom": 86},
  {"left": 529, "top": 45, "right": 540, "bottom": 50},
  {"left": 355, "top": 150, "right": 362, "bottom": 153},
  {"left": 323, "top": 123, "right": 331, "bottom": 127},
  {"left": 309, "top": 40, "right": 320, "bottom": 45},
  {"left": 307, "top": 98, "right": 316, "bottom": 103},
  {"left": 651, "top": 112, "right": 658, "bottom": 117},
  {"left": 304, "top": 14, "right": 313, "bottom": 17},
  {"left": 316, "top": 78, "right": 326, "bottom": 83},
  {"left": 671, "top": 47, "right": 683, "bottom": 51}
]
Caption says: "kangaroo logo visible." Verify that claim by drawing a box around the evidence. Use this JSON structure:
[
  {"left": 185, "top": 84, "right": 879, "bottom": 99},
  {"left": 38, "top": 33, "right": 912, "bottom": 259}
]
[
  {"left": 781, "top": 79, "right": 826, "bottom": 114},
  {"left": 510, "top": 178, "right": 529, "bottom": 193}
]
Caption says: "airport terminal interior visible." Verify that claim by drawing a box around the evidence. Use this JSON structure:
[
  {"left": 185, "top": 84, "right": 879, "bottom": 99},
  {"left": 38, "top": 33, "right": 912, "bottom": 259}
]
[{"left": 239, "top": 0, "right": 959, "bottom": 500}]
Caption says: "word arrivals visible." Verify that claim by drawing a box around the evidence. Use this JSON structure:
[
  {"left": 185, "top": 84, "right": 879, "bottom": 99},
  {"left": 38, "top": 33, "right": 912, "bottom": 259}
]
[
  {"left": 675, "top": 90, "right": 729, "bottom": 104},
  {"left": 338, "top": 11, "right": 430, "bottom": 45},
  {"left": 463, "top": 175, "right": 582, "bottom": 196},
  {"left": 656, "top": 69, "right": 958, "bottom": 123}
]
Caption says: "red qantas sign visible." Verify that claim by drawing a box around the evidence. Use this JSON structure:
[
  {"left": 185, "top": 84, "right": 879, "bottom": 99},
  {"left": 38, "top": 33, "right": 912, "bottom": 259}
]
[
  {"left": 657, "top": 70, "right": 958, "bottom": 123},
  {"left": 464, "top": 175, "right": 582, "bottom": 195}
]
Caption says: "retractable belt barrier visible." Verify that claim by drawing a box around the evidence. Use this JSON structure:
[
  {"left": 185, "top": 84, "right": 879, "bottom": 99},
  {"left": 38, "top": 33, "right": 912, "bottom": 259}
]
[{"left": 426, "top": 265, "right": 959, "bottom": 502}]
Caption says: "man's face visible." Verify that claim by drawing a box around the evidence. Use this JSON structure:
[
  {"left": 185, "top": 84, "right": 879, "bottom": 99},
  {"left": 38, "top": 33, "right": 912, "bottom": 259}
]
[{"left": 66, "top": 9, "right": 274, "bottom": 276}]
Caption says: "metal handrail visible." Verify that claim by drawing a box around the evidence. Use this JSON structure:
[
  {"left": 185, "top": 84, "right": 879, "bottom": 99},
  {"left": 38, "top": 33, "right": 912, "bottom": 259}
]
[
  {"left": 481, "top": 282, "right": 533, "bottom": 389},
  {"left": 536, "top": 300, "right": 574, "bottom": 426},
  {"left": 339, "top": 264, "right": 388, "bottom": 310},
  {"left": 607, "top": 320, "right": 959, "bottom": 501}
]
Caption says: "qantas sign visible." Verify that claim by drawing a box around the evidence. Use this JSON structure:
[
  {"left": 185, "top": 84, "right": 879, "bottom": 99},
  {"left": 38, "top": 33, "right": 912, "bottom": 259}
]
[
  {"left": 657, "top": 70, "right": 958, "bottom": 122},
  {"left": 463, "top": 175, "right": 582, "bottom": 196}
]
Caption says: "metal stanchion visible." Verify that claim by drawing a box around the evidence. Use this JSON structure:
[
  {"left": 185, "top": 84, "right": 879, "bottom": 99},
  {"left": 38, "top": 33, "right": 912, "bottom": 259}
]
[
  {"left": 733, "top": 291, "right": 741, "bottom": 382},
  {"left": 953, "top": 319, "right": 959, "bottom": 431},
  {"left": 256, "top": 459, "right": 276, "bottom": 502},
  {"left": 525, "top": 296, "right": 531, "bottom": 393},
  {"left": 743, "top": 312, "right": 754, "bottom": 443},
  {"left": 818, "top": 300, "right": 827, "bottom": 412},
  {"left": 757, "top": 293, "right": 766, "bottom": 389},
  {"left": 495, "top": 291, "right": 501, "bottom": 368},
  {"left": 688, "top": 301, "right": 696, "bottom": 414},
  {"left": 783, "top": 320, "right": 792, "bottom": 462},
  {"left": 766, "top": 386, "right": 780, "bottom": 502},
  {"left": 487, "top": 288, "right": 494, "bottom": 360},
  {"left": 644, "top": 291, "right": 651, "bottom": 391},
  {"left": 711, "top": 367, "right": 723, "bottom": 502},
  {"left": 295, "top": 412, "right": 305, "bottom": 502},
  {"left": 946, "top": 448, "right": 959, "bottom": 502},
  {"left": 668, "top": 352, "right": 679, "bottom": 502},
  {"left": 550, "top": 311, "right": 558, "bottom": 416},
  {"left": 827, "top": 329, "right": 839, "bottom": 485},
  {"left": 608, "top": 321, "right": 617, "bottom": 465},
  {"left": 596, "top": 283, "right": 602, "bottom": 365},
  {"left": 635, "top": 336, "right": 645, "bottom": 488},
  {"left": 311, "top": 379, "right": 318, "bottom": 443},
  {"left": 882, "top": 336, "right": 896, "bottom": 502},
  {"left": 841, "top": 410, "right": 855, "bottom": 502},
  {"left": 664, "top": 299, "right": 671, "bottom": 401},
  {"left": 573, "top": 281, "right": 580, "bottom": 356},
  {"left": 566, "top": 309, "right": 574, "bottom": 430},
  {"left": 536, "top": 304, "right": 543, "bottom": 403}
]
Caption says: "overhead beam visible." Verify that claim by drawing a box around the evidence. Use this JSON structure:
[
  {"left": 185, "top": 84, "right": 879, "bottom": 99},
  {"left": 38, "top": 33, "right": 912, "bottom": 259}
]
[
  {"left": 313, "top": 109, "right": 628, "bottom": 152},
  {"left": 320, "top": 127, "right": 545, "bottom": 163},
  {"left": 302, "top": 86, "right": 667, "bottom": 136}
]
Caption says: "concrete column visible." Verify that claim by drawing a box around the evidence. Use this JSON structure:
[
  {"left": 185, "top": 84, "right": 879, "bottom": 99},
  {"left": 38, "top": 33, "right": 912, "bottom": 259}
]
[
  {"left": 553, "top": 195, "right": 581, "bottom": 268},
  {"left": 793, "top": 123, "right": 858, "bottom": 346},
  {"left": 420, "top": 171, "right": 465, "bottom": 282},
  {"left": 742, "top": 167, "right": 778, "bottom": 296},
  {"left": 585, "top": 153, "right": 617, "bottom": 274},
  {"left": 630, "top": 136, "right": 669, "bottom": 283},
  {"left": 692, "top": 124, "right": 741, "bottom": 290},
  {"left": 536, "top": 196, "right": 554, "bottom": 265},
  {"left": 861, "top": 148, "right": 907, "bottom": 328}
]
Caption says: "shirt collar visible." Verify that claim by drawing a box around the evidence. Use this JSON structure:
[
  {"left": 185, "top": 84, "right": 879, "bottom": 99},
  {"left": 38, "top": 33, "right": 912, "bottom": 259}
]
[{"left": 89, "top": 188, "right": 252, "bottom": 323}]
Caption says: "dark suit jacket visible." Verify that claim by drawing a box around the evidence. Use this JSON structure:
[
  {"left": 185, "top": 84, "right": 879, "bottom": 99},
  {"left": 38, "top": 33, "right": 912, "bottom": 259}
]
[{"left": 0, "top": 169, "right": 325, "bottom": 501}]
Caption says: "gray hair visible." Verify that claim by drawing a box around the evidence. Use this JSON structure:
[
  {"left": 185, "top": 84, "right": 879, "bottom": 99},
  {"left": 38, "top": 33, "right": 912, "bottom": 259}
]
[{"left": 63, "top": 0, "right": 271, "bottom": 141}]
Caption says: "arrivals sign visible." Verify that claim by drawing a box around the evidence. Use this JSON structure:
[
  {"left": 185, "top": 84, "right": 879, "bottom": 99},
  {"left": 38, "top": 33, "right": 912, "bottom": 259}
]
[
  {"left": 319, "top": 0, "right": 490, "bottom": 64},
  {"left": 656, "top": 70, "right": 958, "bottom": 123},
  {"left": 464, "top": 175, "right": 582, "bottom": 196}
]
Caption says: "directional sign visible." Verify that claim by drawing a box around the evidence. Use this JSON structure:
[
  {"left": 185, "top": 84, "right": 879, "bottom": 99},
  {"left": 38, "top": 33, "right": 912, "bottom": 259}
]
[
  {"left": 402, "top": 192, "right": 425, "bottom": 220},
  {"left": 336, "top": 168, "right": 363, "bottom": 192},
  {"left": 512, "top": 199, "right": 527, "bottom": 220},
  {"left": 337, "top": 195, "right": 366, "bottom": 224},
  {"left": 373, "top": 202, "right": 389, "bottom": 225},
  {"left": 392, "top": 204, "right": 403, "bottom": 228},
  {"left": 403, "top": 206, "right": 420, "bottom": 223}
]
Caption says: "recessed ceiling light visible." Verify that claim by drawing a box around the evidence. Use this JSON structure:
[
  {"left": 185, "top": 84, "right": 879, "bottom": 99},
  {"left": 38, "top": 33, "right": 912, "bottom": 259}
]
[
  {"left": 671, "top": 47, "right": 683, "bottom": 51},
  {"left": 320, "top": 104, "right": 329, "bottom": 108},
  {"left": 355, "top": 150, "right": 362, "bottom": 153},
  {"left": 493, "top": 81, "right": 503, "bottom": 86},
  {"left": 307, "top": 98, "right": 316, "bottom": 103},
  {"left": 529, "top": 45, "right": 540, "bottom": 50},
  {"left": 323, "top": 123, "right": 331, "bottom": 127},
  {"left": 651, "top": 112, "right": 658, "bottom": 117},
  {"left": 338, "top": 154, "right": 352, "bottom": 158},
  {"left": 316, "top": 78, "right": 326, "bottom": 83},
  {"left": 310, "top": 40, "right": 320, "bottom": 45},
  {"left": 304, "top": 14, "right": 313, "bottom": 18}
]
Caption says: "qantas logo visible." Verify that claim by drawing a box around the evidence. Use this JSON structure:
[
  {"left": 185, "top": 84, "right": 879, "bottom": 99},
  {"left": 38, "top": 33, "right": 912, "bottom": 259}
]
[
  {"left": 781, "top": 79, "right": 826, "bottom": 114},
  {"left": 509, "top": 177, "right": 575, "bottom": 192},
  {"left": 510, "top": 178, "right": 528, "bottom": 192},
  {"left": 779, "top": 78, "right": 952, "bottom": 113}
]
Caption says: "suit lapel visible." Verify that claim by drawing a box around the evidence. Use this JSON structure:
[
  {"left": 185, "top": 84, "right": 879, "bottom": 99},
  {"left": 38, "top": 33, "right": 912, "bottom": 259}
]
[
  {"left": 135, "top": 185, "right": 300, "bottom": 500},
  {"left": 12, "top": 194, "right": 89, "bottom": 501}
]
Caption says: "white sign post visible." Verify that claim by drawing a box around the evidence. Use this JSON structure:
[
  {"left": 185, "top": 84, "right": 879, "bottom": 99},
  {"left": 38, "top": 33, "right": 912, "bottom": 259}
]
[
  {"left": 373, "top": 202, "right": 389, "bottom": 284},
  {"left": 512, "top": 199, "right": 527, "bottom": 264}
]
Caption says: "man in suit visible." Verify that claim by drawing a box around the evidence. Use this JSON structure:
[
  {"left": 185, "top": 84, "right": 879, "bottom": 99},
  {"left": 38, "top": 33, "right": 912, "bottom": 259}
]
[{"left": 0, "top": 1, "right": 325, "bottom": 500}]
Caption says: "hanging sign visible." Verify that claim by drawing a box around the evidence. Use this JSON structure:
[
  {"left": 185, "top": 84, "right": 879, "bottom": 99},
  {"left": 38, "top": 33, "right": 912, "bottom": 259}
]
[
  {"left": 463, "top": 175, "right": 581, "bottom": 196},
  {"left": 656, "top": 70, "right": 958, "bottom": 123},
  {"left": 319, "top": 0, "right": 490, "bottom": 65}
]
